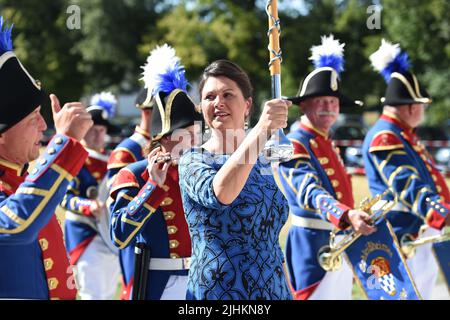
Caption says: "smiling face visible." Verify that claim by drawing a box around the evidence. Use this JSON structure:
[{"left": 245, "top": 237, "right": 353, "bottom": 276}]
[
  {"left": 0, "top": 107, "right": 48, "bottom": 165},
  {"left": 83, "top": 125, "right": 107, "bottom": 151},
  {"left": 200, "top": 76, "right": 252, "bottom": 133},
  {"left": 300, "top": 96, "right": 340, "bottom": 133}
]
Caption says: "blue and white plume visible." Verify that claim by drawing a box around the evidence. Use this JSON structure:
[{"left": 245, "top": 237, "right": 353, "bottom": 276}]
[
  {"left": 369, "top": 39, "right": 410, "bottom": 83},
  {"left": 141, "top": 44, "right": 188, "bottom": 97},
  {"left": 0, "top": 16, "right": 13, "bottom": 55},
  {"left": 90, "top": 91, "right": 117, "bottom": 118},
  {"left": 309, "top": 34, "right": 345, "bottom": 76}
]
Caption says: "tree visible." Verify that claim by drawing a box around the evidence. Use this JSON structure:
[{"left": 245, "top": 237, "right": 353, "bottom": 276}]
[{"left": 381, "top": 0, "right": 450, "bottom": 124}]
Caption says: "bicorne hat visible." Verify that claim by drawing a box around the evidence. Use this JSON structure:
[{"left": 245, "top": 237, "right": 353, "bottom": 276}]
[
  {"left": 141, "top": 44, "right": 202, "bottom": 141},
  {"left": 87, "top": 92, "right": 121, "bottom": 135},
  {"left": 0, "top": 17, "right": 48, "bottom": 134},
  {"left": 287, "top": 35, "right": 363, "bottom": 109},
  {"left": 370, "top": 39, "right": 431, "bottom": 106}
]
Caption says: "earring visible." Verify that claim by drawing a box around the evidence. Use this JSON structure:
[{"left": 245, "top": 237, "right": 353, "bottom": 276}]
[
  {"left": 203, "top": 123, "right": 211, "bottom": 142},
  {"left": 244, "top": 120, "right": 249, "bottom": 131}
]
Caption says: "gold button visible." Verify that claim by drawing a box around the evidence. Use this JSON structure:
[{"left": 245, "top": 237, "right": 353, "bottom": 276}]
[
  {"left": 40, "top": 159, "right": 47, "bottom": 166},
  {"left": 93, "top": 172, "right": 101, "bottom": 178},
  {"left": 44, "top": 258, "right": 54, "bottom": 271},
  {"left": 39, "top": 238, "right": 49, "bottom": 251},
  {"left": 167, "top": 226, "right": 178, "bottom": 235},
  {"left": 55, "top": 137, "right": 63, "bottom": 145},
  {"left": 162, "top": 185, "right": 170, "bottom": 192},
  {"left": 437, "top": 186, "right": 442, "bottom": 193},
  {"left": 336, "top": 192, "right": 343, "bottom": 200},
  {"left": 164, "top": 211, "right": 175, "bottom": 220},
  {"left": 169, "top": 240, "right": 179, "bottom": 248},
  {"left": 432, "top": 175, "right": 437, "bottom": 182},
  {"left": 326, "top": 169, "right": 335, "bottom": 176},
  {"left": 170, "top": 253, "right": 180, "bottom": 259},
  {"left": 310, "top": 139, "right": 318, "bottom": 148},
  {"left": 48, "top": 278, "right": 59, "bottom": 290},
  {"left": 48, "top": 148, "right": 56, "bottom": 155},
  {"left": 332, "top": 180, "right": 340, "bottom": 188},
  {"left": 161, "top": 197, "right": 174, "bottom": 206},
  {"left": 319, "top": 157, "right": 329, "bottom": 165}
]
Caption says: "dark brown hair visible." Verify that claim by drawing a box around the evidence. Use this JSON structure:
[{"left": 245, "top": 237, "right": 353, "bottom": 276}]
[{"left": 198, "top": 60, "right": 253, "bottom": 101}]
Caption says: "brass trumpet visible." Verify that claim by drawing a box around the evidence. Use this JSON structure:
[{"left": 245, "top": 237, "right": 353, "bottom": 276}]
[
  {"left": 318, "top": 189, "right": 398, "bottom": 272},
  {"left": 400, "top": 231, "right": 449, "bottom": 258}
]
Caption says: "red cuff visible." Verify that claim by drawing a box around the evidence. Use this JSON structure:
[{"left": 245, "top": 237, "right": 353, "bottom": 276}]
[
  {"left": 327, "top": 203, "right": 351, "bottom": 229},
  {"left": 53, "top": 136, "right": 89, "bottom": 177},
  {"left": 338, "top": 209, "right": 351, "bottom": 230},
  {"left": 144, "top": 179, "right": 168, "bottom": 209},
  {"left": 426, "top": 202, "right": 449, "bottom": 230},
  {"left": 79, "top": 203, "right": 94, "bottom": 217}
]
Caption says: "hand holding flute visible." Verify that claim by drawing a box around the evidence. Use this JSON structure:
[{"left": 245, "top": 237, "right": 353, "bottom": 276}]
[{"left": 147, "top": 147, "right": 171, "bottom": 187}]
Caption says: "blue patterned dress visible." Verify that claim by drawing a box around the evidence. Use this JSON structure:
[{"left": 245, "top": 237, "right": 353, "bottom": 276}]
[{"left": 179, "top": 147, "right": 292, "bottom": 300}]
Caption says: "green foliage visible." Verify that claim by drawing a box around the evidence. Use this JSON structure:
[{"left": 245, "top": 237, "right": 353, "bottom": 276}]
[{"left": 1, "top": 0, "right": 448, "bottom": 125}]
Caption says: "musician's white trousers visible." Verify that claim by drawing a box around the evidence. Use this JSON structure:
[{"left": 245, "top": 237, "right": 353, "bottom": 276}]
[
  {"left": 75, "top": 235, "right": 121, "bottom": 300},
  {"left": 309, "top": 234, "right": 353, "bottom": 300},
  {"left": 406, "top": 227, "right": 440, "bottom": 300},
  {"left": 160, "top": 275, "right": 189, "bottom": 300}
]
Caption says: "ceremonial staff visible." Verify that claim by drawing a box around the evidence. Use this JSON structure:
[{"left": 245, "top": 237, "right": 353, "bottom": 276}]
[{"left": 263, "top": 0, "right": 293, "bottom": 162}]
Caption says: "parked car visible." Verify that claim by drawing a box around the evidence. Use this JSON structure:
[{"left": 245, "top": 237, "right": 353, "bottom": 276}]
[
  {"left": 330, "top": 115, "right": 367, "bottom": 174},
  {"left": 416, "top": 125, "right": 450, "bottom": 176}
]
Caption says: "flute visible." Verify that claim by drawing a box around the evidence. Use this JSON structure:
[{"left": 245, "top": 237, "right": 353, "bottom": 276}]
[{"left": 154, "top": 155, "right": 172, "bottom": 164}]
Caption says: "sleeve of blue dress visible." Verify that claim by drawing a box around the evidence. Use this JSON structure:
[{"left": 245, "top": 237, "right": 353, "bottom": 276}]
[
  {"left": 0, "top": 135, "right": 88, "bottom": 245},
  {"left": 179, "top": 149, "right": 228, "bottom": 211},
  {"left": 277, "top": 145, "right": 351, "bottom": 229}
]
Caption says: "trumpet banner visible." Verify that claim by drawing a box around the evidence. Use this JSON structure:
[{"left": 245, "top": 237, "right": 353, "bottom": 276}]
[
  {"left": 433, "top": 240, "right": 450, "bottom": 293},
  {"left": 345, "top": 220, "right": 421, "bottom": 300}
]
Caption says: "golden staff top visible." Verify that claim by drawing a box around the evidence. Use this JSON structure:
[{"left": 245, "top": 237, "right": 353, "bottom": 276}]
[{"left": 266, "top": 0, "right": 282, "bottom": 78}]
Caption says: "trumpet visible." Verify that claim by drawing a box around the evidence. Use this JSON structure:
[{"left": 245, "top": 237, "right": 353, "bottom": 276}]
[
  {"left": 318, "top": 189, "right": 398, "bottom": 272},
  {"left": 400, "top": 231, "right": 449, "bottom": 258}
]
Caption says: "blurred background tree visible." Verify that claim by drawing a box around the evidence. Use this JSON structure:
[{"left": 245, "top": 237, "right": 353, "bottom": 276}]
[{"left": 0, "top": 0, "right": 448, "bottom": 125}]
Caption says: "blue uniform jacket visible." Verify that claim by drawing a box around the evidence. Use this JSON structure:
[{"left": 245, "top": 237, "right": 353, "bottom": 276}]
[
  {"left": 61, "top": 148, "right": 109, "bottom": 265},
  {"left": 276, "top": 122, "right": 354, "bottom": 299},
  {"left": 106, "top": 126, "right": 150, "bottom": 299},
  {"left": 362, "top": 111, "right": 449, "bottom": 239},
  {"left": 0, "top": 135, "right": 88, "bottom": 299},
  {"left": 109, "top": 159, "right": 191, "bottom": 300}
]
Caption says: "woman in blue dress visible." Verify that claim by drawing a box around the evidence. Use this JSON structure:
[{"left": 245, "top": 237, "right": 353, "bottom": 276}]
[{"left": 179, "top": 60, "right": 292, "bottom": 300}]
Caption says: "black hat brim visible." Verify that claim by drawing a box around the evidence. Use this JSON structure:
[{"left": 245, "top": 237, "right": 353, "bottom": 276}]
[{"left": 287, "top": 92, "right": 362, "bottom": 109}]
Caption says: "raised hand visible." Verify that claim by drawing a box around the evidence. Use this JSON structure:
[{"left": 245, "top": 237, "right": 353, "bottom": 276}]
[
  {"left": 146, "top": 147, "right": 171, "bottom": 187},
  {"left": 50, "top": 94, "right": 93, "bottom": 141},
  {"left": 255, "top": 98, "right": 292, "bottom": 134}
]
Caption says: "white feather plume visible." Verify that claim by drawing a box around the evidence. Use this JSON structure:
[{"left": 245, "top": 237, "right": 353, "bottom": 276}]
[
  {"left": 90, "top": 91, "right": 117, "bottom": 107},
  {"left": 89, "top": 91, "right": 117, "bottom": 117},
  {"left": 309, "top": 34, "right": 345, "bottom": 74},
  {"left": 369, "top": 39, "right": 401, "bottom": 72},
  {"left": 140, "top": 44, "right": 181, "bottom": 96},
  {"left": 310, "top": 34, "right": 345, "bottom": 60}
]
